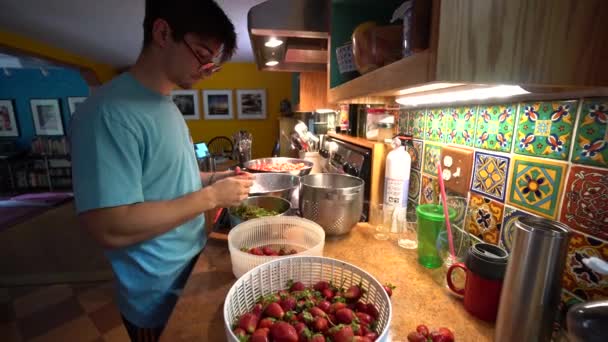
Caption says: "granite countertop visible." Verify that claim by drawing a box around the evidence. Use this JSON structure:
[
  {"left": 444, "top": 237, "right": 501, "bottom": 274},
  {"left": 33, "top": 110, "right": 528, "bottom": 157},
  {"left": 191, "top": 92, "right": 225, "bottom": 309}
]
[{"left": 160, "top": 224, "right": 495, "bottom": 341}]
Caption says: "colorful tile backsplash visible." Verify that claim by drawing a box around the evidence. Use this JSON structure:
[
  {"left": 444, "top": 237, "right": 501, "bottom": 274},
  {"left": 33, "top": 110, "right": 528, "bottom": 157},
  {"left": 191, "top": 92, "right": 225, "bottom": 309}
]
[
  {"left": 409, "top": 139, "right": 423, "bottom": 170},
  {"left": 560, "top": 165, "right": 608, "bottom": 240},
  {"left": 562, "top": 231, "right": 608, "bottom": 301},
  {"left": 446, "top": 106, "right": 477, "bottom": 146},
  {"left": 403, "top": 95, "right": 608, "bottom": 305},
  {"left": 471, "top": 151, "right": 510, "bottom": 202},
  {"left": 474, "top": 103, "right": 516, "bottom": 152},
  {"left": 466, "top": 193, "right": 504, "bottom": 244},
  {"left": 514, "top": 100, "right": 577, "bottom": 160},
  {"left": 571, "top": 98, "right": 608, "bottom": 167},
  {"left": 409, "top": 169, "right": 421, "bottom": 203},
  {"left": 507, "top": 155, "right": 567, "bottom": 219}
]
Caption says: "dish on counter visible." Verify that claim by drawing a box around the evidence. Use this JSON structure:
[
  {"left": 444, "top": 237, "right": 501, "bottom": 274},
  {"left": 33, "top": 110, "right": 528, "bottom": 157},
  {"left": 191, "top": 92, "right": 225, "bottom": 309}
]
[
  {"left": 247, "top": 161, "right": 307, "bottom": 172},
  {"left": 231, "top": 204, "right": 279, "bottom": 221}
]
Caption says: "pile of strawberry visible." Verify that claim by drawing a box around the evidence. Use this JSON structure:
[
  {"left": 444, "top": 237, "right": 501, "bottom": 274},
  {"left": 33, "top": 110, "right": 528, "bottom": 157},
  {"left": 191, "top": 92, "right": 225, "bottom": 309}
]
[
  {"left": 407, "top": 325, "right": 454, "bottom": 342},
  {"left": 240, "top": 246, "right": 298, "bottom": 256},
  {"left": 232, "top": 280, "right": 390, "bottom": 342}
]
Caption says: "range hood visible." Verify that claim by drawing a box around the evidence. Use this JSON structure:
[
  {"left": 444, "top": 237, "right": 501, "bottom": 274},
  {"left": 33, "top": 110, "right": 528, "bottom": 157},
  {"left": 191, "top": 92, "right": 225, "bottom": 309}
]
[{"left": 247, "top": 0, "right": 330, "bottom": 72}]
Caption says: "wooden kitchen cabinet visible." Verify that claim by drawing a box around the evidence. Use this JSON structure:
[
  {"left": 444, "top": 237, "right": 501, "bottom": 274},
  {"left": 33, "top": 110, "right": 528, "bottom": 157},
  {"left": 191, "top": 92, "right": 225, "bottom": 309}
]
[
  {"left": 329, "top": 0, "right": 608, "bottom": 103},
  {"left": 295, "top": 71, "right": 333, "bottom": 111}
]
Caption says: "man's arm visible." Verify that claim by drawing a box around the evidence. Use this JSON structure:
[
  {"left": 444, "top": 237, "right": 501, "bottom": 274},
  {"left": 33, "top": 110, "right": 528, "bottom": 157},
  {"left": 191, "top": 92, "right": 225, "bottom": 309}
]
[{"left": 79, "top": 176, "right": 252, "bottom": 249}]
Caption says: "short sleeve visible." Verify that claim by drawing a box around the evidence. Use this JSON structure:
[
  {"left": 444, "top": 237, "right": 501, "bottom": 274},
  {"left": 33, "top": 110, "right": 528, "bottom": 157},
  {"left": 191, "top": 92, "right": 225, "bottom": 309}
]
[{"left": 70, "top": 110, "right": 144, "bottom": 213}]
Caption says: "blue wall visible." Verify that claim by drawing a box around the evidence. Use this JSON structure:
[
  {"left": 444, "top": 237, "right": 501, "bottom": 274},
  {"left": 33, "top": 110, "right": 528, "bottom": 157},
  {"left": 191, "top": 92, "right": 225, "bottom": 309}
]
[{"left": 0, "top": 67, "right": 89, "bottom": 149}]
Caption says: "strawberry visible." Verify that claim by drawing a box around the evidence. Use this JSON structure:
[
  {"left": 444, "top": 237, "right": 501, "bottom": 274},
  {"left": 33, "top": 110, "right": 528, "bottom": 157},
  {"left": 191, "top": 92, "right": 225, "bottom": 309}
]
[
  {"left": 262, "top": 246, "right": 275, "bottom": 255},
  {"left": 407, "top": 331, "right": 427, "bottom": 342},
  {"left": 309, "top": 306, "right": 327, "bottom": 318},
  {"left": 278, "top": 248, "right": 287, "bottom": 256},
  {"left": 330, "top": 302, "right": 347, "bottom": 314},
  {"left": 382, "top": 283, "right": 395, "bottom": 298},
  {"left": 364, "top": 331, "right": 379, "bottom": 340},
  {"left": 312, "top": 316, "right": 329, "bottom": 333},
  {"left": 264, "top": 302, "right": 285, "bottom": 320},
  {"left": 314, "top": 281, "right": 330, "bottom": 291},
  {"left": 310, "top": 334, "right": 326, "bottom": 342},
  {"left": 437, "top": 327, "right": 455, "bottom": 342},
  {"left": 284, "top": 311, "right": 298, "bottom": 323},
  {"left": 280, "top": 296, "right": 297, "bottom": 312},
  {"left": 317, "top": 300, "right": 331, "bottom": 313},
  {"left": 344, "top": 285, "right": 363, "bottom": 302},
  {"left": 356, "top": 312, "right": 373, "bottom": 325},
  {"left": 330, "top": 324, "right": 355, "bottom": 342},
  {"left": 335, "top": 308, "right": 356, "bottom": 324},
  {"left": 252, "top": 303, "right": 264, "bottom": 317},
  {"left": 416, "top": 324, "right": 430, "bottom": 338},
  {"left": 289, "top": 249, "right": 298, "bottom": 255},
  {"left": 321, "top": 288, "right": 334, "bottom": 300},
  {"left": 238, "top": 312, "right": 259, "bottom": 334},
  {"left": 249, "top": 247, "right": 264, "bottom": 256},
  {"left": 233, "top": 327, "right": 247, "bottom": 338},
  {"left": 258, "top": 317, "right": 276, "bottom": 329},
  {"left": 354, "top": 301, "right": 367, "bottom": 313},
  {"left": 270, "top": 322, "right": 298, "bottom": 342},
  {"left": 353, "top": 337, "right": 373, "bottom": 342},
  {"left": 289, "top": 281, "right": 306, "bottom": 292},
  {"left": 366, "top": 303, "right": 379, "bottom": 319},
  {"left": 251, "top": 327, "right": 270, "bottom": 342}
]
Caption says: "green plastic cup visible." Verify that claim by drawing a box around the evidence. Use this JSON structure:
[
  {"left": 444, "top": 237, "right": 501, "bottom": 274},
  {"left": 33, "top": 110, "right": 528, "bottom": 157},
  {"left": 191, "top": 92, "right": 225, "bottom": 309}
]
[{"left": 416, "top": 204, "right": 457, "bottom": 269}]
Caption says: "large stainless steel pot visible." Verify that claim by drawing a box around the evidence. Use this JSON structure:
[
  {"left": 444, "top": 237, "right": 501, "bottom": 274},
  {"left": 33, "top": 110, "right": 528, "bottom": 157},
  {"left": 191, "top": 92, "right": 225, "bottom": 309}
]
[
  {"left": 299, "top": 174, "right": 364, "bottom": 236},
  {"left": 243, "top": 157, "right": 313, "bottom": 177},
  {"left": 249, "top": 173, "right": 300, "bottom": 208}
]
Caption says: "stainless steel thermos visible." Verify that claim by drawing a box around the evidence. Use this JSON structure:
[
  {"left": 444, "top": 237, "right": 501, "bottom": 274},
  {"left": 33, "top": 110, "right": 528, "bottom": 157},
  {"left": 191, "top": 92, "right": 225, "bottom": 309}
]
[{"left": 495, "top": 216, "right": 570, "bottom": 341}]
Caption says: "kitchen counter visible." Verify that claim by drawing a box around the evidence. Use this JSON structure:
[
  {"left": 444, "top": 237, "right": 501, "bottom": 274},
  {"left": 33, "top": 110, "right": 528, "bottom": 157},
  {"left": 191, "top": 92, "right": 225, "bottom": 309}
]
[{"left": 160, "top": 224, "right": 495, "bottom": 341}]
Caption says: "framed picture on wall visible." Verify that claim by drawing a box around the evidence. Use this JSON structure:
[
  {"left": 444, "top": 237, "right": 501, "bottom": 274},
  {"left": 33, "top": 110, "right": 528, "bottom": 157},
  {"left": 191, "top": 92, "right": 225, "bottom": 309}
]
[
  {"left": 0, "top": 99, "right": 19, "bottom": 137},
  {"left": 236, "top": 89, "right": 267, "bottom": 120},
  {"left": 171, "top": 90, "right": 200, "bottom": 120},
  {"left": 68, "top": 96, "right": 87, "bottom": 115},
  {"left": 202, "top": 90, "right": 233, "bottom": 120},
  {"left": 30, "top": 99, "right": 65, "bottom": 136}
]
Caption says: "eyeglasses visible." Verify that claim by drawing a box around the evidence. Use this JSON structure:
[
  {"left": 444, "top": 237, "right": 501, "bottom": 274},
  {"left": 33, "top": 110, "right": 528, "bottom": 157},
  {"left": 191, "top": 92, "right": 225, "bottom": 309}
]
[{"left": 183, "top": 39, "right": 222, "bottom": 76}]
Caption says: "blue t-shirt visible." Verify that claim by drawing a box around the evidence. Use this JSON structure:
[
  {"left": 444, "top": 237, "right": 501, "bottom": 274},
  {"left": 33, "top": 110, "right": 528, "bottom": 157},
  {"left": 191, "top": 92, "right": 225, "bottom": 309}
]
[{"left": 69, "top": 73, "right": 205, "bottom": 328}]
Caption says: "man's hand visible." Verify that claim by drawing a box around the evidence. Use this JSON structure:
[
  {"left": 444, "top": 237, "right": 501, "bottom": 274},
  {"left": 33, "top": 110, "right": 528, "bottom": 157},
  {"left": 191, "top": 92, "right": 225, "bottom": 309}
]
[{"left": 209, "top": 176, "right": 254, "bottom": 208}]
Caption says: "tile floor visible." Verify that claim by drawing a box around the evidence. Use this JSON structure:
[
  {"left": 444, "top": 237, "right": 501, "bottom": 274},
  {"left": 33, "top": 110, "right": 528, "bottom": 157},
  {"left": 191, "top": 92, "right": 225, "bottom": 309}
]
[{"left": 1, "top": 282, "right": 130, "bottom": 342}]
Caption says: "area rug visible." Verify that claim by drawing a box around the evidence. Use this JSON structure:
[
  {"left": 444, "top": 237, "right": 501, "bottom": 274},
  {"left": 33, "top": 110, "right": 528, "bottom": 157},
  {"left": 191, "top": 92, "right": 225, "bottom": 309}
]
[{"left": 0, "top": 192, "right": 74, "bottom": 233}]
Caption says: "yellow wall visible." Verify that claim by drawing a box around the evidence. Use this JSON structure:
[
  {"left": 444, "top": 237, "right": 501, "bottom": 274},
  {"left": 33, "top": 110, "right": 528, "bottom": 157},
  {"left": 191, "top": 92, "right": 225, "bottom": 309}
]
[
  {"left": 188, "top": 63, "right": 292, "bottom": 159},
  {"left": 0, "top": 30, "right": 117, "bottom": 82}
]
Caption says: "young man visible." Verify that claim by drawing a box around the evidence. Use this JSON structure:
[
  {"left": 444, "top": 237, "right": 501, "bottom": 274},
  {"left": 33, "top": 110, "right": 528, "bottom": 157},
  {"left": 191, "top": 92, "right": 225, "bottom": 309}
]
[{"left": 69, "top": 1, "right": 252, "bottom": 340}]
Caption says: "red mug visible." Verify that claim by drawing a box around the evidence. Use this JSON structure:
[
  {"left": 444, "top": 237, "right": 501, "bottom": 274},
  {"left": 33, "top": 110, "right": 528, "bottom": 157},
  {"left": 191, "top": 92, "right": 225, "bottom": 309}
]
[
  {"left": 446, "top": 262, "right": 503, "bottom": 322},
  {"left": 446, "top": 243, "right": 508, "bottom": 322}
]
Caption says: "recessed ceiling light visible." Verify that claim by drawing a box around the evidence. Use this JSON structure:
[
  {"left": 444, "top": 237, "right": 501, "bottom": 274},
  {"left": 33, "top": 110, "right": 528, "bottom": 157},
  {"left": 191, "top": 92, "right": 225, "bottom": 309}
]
[
  {"left": 265, "top": 37, "right": 283, "bottom": 48},
  {"left": 265, "top": 60, "right": 279, "bottom": 66}
]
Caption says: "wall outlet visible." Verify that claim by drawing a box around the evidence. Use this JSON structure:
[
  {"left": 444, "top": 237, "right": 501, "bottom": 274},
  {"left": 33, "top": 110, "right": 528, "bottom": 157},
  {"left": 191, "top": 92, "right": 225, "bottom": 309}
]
[{"left": 440, "top": 145, "right": 474, "bottom": 196}]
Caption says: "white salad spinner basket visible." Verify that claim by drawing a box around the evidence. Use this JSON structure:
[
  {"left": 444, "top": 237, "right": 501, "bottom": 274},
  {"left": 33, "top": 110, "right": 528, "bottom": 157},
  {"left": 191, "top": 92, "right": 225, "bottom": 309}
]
[
  {"left": 223, "top": 256, "right": 393, "bottom": 342},
  {"left": 227, "top": 216, "right": 325, "bottom": 278}
]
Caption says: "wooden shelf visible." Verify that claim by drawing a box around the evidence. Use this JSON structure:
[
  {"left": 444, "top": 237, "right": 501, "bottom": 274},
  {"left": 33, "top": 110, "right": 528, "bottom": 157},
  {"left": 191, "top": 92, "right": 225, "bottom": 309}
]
[
  {"left": 327, "top": 133, "right": 385, "bottom": 150},
  {"left": 328, "top": 51, "right": 432, "bottom": 103}
]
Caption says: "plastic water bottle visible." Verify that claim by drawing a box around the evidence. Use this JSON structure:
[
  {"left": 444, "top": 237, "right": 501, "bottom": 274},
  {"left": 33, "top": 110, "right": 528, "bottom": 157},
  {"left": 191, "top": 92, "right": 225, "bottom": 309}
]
[{"left": 383, "top": 137, "right": 411, "bottom": 233}]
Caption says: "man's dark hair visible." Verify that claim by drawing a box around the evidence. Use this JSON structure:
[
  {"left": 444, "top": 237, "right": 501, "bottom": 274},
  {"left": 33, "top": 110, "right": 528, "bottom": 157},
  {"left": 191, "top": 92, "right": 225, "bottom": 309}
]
[{"left": 143, "top": 0, "right": 237, "bottom": 62}]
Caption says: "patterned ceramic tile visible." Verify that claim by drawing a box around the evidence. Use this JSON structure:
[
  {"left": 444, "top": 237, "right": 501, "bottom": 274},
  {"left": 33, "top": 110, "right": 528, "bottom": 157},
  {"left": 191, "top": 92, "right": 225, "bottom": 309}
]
[
  {"left": 409, "top": 139, "right": 423, "bottom": 171},
  {"left": 408, "top": 169, "right": 421, "bottom": 203},
  {"left": 560, "top": 165, "right": 608, "bottom": 240},
  {"left": 571, "top": 98, "right": 608, "bottom": 167},
  {"left": 446, "top": 106, "right": 477, "bottom": 146},
  {"left": 425, "top": 108, "right": 447, "bottom": 142},
  {"left": 500, "top": 206, "right": 534, "bottom": 253},
  {"left": 466, "top": 194, "right": 504, "bottom": 244},
  {"left": 474, "top": 103, "right": 516, "bottom": 152},
  {"left": 562, "top": 231, "right": 608, "bottom": 301},
  {"left": 420, "top": 174, "right": 438, "bottom": 204},
  {"left": 422, "top": 143, "right": 442, "bottom": 176},
  {"left": 514, "top": 100, "right": 577, "bottom": 160},
  {"left": 507, "top": 156, "right": 567, "bottom": 219},
  {"left": 397, "top": 109, "right": 409, "bottom": 135},
  {"left": 412, "top": 109, "right": 426, "bottom": 139},
  {"left": 471, "top": 151, "right": 510, "bottom": 202}
]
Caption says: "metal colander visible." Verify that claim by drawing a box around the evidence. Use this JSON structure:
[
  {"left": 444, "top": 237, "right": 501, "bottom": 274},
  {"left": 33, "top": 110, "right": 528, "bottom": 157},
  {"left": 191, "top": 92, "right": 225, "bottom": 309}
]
[{"left": 299, "top": 173, "right": 364, "bottom": 236}]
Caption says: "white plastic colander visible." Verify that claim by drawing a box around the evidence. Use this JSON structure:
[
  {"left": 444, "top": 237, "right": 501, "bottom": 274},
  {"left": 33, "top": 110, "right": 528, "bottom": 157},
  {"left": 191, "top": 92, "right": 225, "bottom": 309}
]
[
  {"left": 227, "top": 216, "right": 325, "bottom": 278},
  {"left": 223, "top": 256, "right": 393, "bottom": 342}
]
